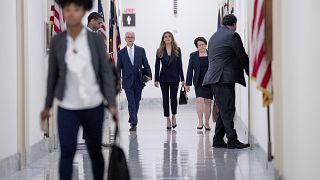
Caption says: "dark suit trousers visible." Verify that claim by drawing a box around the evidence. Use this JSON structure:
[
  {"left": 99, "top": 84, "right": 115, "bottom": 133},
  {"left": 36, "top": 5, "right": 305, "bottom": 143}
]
[
  {"left": 57, "top": 104, "right": 105, "bottom": 180},
  {"left": 211, "top": 83, "right": 238, "bottom": 142},
  {"left": 160, "top": 82, "right": 179, "bottom": 117},
  {"left": 124, "top": 86, "right": 143, "bottom": 125}
]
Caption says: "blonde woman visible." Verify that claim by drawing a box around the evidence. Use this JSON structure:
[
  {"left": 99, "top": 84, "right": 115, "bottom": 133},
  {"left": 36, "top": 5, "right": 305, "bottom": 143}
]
[{"left": 154, "top": 31, "right": 185, "bottom": 130}]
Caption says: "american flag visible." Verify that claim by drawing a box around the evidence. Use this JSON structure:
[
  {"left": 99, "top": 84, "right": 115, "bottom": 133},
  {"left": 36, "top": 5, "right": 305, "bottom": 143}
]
[
  {"left": 217, "top": 1, "right": 234, "bottom": 30},
  {"left": 97, "top": 0, "right": 109, "bottom": 56},
  {"left": 49, "top": 0, "right": 65, "bottom": 33},
  {"left": 109, "top": 0, "right": 121, "bottom": 65},
  {"left": 251, "top": 0, "right": 273, "bottom": 107}
]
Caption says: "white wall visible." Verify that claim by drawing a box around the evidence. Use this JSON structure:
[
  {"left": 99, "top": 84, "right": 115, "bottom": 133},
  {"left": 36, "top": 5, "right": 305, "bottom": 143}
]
[
  {"left": 234, "top": 0, "right": 250, "bottom": 130},
  {"left": 281, "top": 1, "right": 320, "bottom": 180},
  {"left": 272, "top": 0, "right": 284, "bottom": 174},
  {"left": 26, "top": 0, "right": 48, "bottom": 146},
  {"left": 0, "top": 0, "right": 18, "bottom": 159},
  {"left": 119, "top": 0, "right": 218, "bottom": 98}
]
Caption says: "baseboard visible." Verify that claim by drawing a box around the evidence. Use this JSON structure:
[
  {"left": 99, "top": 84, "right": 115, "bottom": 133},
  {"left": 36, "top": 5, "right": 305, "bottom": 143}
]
[
  {"left": 26, "top": 137, "right": 55, "bottom": 166},
  {"left": 0, "top": 136, "right": 57, "bottom": 179},
  {"left": 0, "top": 153, "right": 20, "bottom": 179},
  {"left": 235, "top": 113, "right": 282, "bottom": 180}
]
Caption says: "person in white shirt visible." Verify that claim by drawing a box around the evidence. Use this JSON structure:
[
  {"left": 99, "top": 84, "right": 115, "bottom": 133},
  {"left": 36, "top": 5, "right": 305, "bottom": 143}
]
[{"left": 40, "top": 0, "right": 118, "bottom": 179}]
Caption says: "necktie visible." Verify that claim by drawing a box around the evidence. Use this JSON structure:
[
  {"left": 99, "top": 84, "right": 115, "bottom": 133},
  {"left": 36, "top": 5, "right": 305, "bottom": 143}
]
[{"left": 129, "top": 47, "right": 134, "bottom": 65}]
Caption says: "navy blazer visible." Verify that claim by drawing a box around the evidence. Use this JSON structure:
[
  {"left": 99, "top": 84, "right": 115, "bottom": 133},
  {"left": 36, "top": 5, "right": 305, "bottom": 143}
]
[
  {"left": 117, "top": 45, "right": 152, "bottom": 89},
  {"left": 186, "top": 51, "right": 205, "bottom": 87},
  {"left": 203, "top": 26, "right": 249, "bottom": 87},
  {"left": 155, "top": 49, "right": 185, "bottom": 83}
]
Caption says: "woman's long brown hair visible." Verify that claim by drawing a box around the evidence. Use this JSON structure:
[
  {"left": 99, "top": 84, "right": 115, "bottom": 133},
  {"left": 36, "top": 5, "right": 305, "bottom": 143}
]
[{"left": 156, "top": 31, "right": 180, "bottom": 58}]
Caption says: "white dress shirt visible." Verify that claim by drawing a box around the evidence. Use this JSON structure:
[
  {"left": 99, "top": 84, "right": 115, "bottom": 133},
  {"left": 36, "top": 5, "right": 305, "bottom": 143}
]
[
  {"left": 86, "top": 26, "right": 96, "bottom": 33},
  {"left": 59, "top": 27, "right": 103, "bottom": 110},
  {"left": 126, "top": 45, "right": 135, "bottom": 65},
  {"left": 86, "top": 26, "right": 94, "bottom": 32}
]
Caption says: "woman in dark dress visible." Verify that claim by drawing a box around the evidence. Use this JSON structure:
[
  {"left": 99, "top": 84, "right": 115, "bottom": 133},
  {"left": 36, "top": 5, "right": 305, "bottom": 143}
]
[
  {"left": 185, "top": 37, "right": 213, "bottom": 131},
  {"left": 154, "top": 31, "right": 185, "bottom": 130}
]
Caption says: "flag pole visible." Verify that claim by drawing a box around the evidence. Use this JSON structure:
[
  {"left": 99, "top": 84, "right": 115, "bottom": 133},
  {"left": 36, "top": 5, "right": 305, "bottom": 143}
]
[
  {"left": 267, "top": 105, "right": 273, "bottom": 161},
  {"left": 246, "top": 1, "right": 253, "bottom": 150},
  {"left": 265, "top": 0, "right": 273, "bottom": 161},
  {"left": 248, "top": 74, "right": 253, "bottom": 150}
]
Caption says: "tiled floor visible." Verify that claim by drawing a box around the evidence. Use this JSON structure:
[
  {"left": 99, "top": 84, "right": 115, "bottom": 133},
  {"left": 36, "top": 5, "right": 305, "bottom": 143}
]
[{"left": 4, "top": 99, "right": 276, "bottom": 180}]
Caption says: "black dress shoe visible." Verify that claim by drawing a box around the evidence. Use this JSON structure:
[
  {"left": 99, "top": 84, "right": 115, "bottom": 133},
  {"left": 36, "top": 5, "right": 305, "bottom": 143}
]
[
  {"left": 172, "top": 124, "right": 177, "bottom": 129},
  {"left": 212, "top": 140, "right": 228, "bottom": 148},
  {"left": 197, "top": 126, "right": 203, "bottom": 130},
  {"left": 166, "top": 126, "right": 172, "bottom": 130},
  {"left": 227, "top": 140, "right": 250, "bottom": 149},
  {"left": 129, "top": 126, "right": 137, "bottom": 131}
]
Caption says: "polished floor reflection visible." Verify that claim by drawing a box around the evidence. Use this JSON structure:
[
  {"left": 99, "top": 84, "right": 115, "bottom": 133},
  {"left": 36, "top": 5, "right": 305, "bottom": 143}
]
[{"left": 5, "top": 99, "right": 276, "bottom": 180}]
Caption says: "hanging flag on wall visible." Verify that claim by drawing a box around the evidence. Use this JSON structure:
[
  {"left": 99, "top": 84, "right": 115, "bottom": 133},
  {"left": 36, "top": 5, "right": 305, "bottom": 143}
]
[
  {"left": 109, "top": 0, "right": 121, "bottom": 65},
  {"left": 49, "top": 0, "right": 65, "bottom": 33},
  {"left": 251, "top": 0, "right": 273, "bottom": 106},
  {"left": 217, "top": 0, "right": 235, "bottom": 30},
  {"left": 97, "top": 0, "right": 109, "bottom": 56}
]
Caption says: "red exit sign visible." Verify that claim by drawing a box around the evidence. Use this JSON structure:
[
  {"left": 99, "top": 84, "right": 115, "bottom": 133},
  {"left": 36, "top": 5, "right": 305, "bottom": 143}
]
[{"left": 124, "top": 8, "right": 135, "bottom": 14}]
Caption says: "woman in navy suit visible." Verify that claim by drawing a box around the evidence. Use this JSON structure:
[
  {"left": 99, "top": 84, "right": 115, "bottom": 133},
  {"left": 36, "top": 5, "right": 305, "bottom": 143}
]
[
  {"left": 154, "top": 31, "right": 185, "bottom": 130},
  {"left": 185, "top": 37, "right": 213, "bottom": 131}
]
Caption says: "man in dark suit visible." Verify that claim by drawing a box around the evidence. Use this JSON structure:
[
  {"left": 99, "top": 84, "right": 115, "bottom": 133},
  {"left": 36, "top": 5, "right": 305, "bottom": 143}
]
[
  {"left": 117, "top": 31, "right": 152, "bottom": 131},
  {"left": 203, "top": 14, "right": 249, "bottom": 149},
  {"left": 87, "top": 12, "right": 103, "bottom": 32}
]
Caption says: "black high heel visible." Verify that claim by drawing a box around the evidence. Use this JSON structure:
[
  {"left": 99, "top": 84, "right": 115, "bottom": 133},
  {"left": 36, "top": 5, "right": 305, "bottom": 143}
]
[
  {"left": 172, "top": 117, "right": 177, "bottom": 129},
  {"left": 197, "top": 126, "right": 203, "bottom": 130},
  {"left": 167, "top": 118, "right": 172, "bottom": 130}
]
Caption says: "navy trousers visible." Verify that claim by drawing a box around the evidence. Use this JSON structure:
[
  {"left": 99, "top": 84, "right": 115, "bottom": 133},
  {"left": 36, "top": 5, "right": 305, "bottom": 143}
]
[
  {"left": 160, "top": 82, "right": 179, "bottom": 117},
  {"left": 124, "top": 86, "right": 143, "bottom": 126},
  {"left": 57, "top": 104, "right": 105, "bottom": 180}
]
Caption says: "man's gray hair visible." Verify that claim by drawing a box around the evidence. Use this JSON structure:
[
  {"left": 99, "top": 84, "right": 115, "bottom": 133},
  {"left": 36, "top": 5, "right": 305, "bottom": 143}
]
[{"left": 125, "top": 31, "right": 135, "bottom": 38}]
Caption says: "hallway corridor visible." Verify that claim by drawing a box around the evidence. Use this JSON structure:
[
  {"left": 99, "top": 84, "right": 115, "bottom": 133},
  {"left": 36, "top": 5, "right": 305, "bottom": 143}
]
[
  {"left": 2, "top": 0, "right": 320, "bottom": 179},
  {"left": 4, "top": 99, "right": 276, "bottom": 180}
]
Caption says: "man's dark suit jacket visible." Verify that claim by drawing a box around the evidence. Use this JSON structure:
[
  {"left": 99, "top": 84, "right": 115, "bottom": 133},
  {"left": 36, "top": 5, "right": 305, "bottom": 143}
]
[
  {"left": 155, "top": 49, "right": 184, "bottom": 83},
  {"left": 203, "top": 26, "right": 249, "bottom": 87},
  {"left": 117, "top": 45, "right": 152, "bottom": 89}
]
